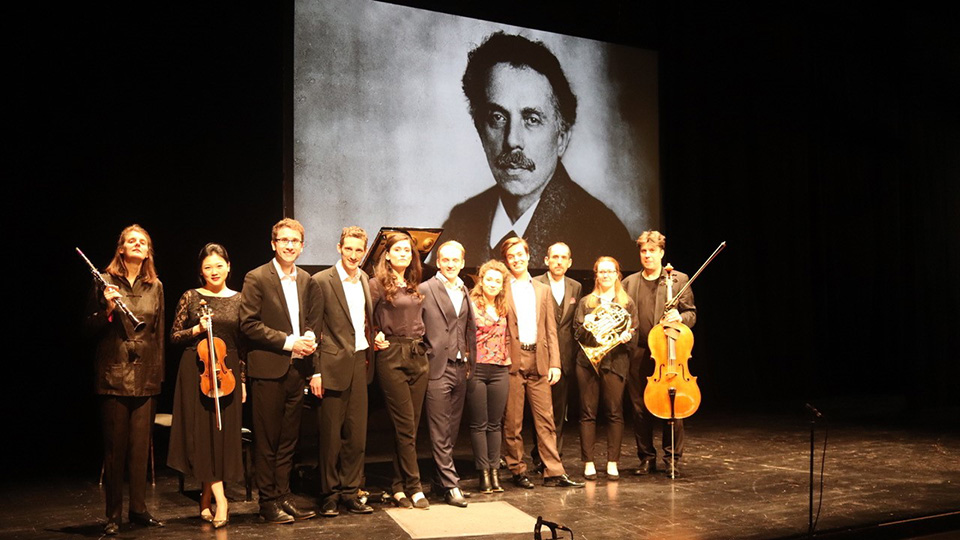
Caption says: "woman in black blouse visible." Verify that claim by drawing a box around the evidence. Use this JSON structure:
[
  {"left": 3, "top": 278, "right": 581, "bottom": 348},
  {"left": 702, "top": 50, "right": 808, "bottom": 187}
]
[
  {"left": 168, "top": 243, "right": 246, "bottom": 528},
  {"left": 85, "top": 225, "right": 165, "bottom": 536},
  {"left": 574, "top": 256, "right": 638, "bottom": 482},
  {"left": 370, "top": 231, "right": 429, "bottom": 509}
]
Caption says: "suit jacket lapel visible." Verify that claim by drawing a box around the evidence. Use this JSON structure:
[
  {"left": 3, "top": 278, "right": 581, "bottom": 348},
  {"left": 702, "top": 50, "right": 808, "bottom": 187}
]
[
  {"left": 329, "top": 270, "right": 353, "bottom": 326},
  {"left": 268, "top": 263, "right": 293, "bottom": 327},
  {"left": 431, "top": 278, "right": 458, "bottom": 324},
  {"left": 296, "top": 269, "right": 310, "bottom": 330}
]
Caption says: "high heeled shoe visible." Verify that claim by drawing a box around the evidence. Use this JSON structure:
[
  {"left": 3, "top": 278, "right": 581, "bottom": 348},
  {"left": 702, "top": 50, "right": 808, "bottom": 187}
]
[
  {"left": 200, "top": 508, "right": 214, "bottom": 523},
  {"left": 213, "top": 508, "right": 229, "bottom": 528}
]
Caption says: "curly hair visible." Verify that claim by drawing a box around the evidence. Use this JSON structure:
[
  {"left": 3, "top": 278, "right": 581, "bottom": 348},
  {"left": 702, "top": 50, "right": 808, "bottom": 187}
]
[{"left": 470, "top": 259, "right": 510, "bottom": 318}]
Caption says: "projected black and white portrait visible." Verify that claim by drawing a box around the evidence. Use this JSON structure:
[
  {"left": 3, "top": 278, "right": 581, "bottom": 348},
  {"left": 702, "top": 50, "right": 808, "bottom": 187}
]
[{"left": 293, "top": 0, "right": 659, "bottom": 269}]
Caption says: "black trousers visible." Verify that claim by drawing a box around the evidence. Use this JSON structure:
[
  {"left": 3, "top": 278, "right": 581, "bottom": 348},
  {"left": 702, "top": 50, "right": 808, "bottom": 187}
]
[
  {"left": 316, "top": 350, "right": 368, "bottom": 504},
  {"left": 425, "top": 359, "right": 468, "bottom": 489},
  {"left": 251, "top": 364, "right": 306, "bottom": 505},
  {"left": 376, "top": 337, "right": 428, "bottom": 494},
  {"left": 466, "top": 363, "right": 510, "bottom": 470},
  {"left": 100, "top": 395, "right": 155, "bottom": 522},
  {"left": 627, "top": 353, "right": 683, "bottom": 463},
  {"left": 576, "top": 363, "right": 625, "bottom": 463}
]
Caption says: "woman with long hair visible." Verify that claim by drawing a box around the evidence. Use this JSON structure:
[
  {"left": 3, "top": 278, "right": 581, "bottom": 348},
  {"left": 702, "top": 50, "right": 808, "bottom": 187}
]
[
  {"left": 168, "top": 243, "right": 246, "bottom": 528},
  {"left": 574, "top": 256, "right": 638, "bottom": 482},
  {"left": 370, "top": 232, "right": 430, "bottom": 509},
  {"left": 466, "top": 259, "right": 512, "bottom": 494},
  {"left": 85, "top": 225, "right": 165, "bottom": 536}
]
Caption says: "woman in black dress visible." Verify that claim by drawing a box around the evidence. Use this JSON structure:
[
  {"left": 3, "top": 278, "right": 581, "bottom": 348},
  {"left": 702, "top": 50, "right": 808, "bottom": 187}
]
[
  {"left": 85, "top": 224, "right": 165, "bottom": 536},
  {"left": 370, "top": 231, "right": 430, "bottom": 509},
  {"left": 168, "top": 243, "right": 246, "bottom": 528}
]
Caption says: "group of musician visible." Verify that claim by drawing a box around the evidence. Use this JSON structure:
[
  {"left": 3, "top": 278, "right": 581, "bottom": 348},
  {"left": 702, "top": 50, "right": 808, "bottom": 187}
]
[{"left": 86, "top": 220, "right": 696, "bottom": 535}]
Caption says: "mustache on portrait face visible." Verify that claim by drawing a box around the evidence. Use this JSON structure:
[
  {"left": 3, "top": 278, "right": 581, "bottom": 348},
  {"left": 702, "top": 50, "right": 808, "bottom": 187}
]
[{"left": 495, "top": 149, "right": 536, "bottom": 171}]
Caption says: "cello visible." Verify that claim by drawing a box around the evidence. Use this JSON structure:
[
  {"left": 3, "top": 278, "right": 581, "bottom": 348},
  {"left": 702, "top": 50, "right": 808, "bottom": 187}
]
[
  {"left": 197, "top": 299, "right": 236, "bottom": 430},
  {"left": 643, "top": 242, "right": 725, "bottom": 476}
]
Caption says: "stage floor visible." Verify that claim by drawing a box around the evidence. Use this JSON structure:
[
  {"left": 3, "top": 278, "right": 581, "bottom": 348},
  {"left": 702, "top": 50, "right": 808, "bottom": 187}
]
[{"left": 2, "top": 405, "right": 958, "bottom": 540}]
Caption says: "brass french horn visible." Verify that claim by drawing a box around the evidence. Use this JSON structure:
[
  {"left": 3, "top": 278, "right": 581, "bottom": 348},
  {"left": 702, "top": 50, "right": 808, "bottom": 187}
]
[{"left": 579, "top": 302, "right": 631, "bottom": 373}]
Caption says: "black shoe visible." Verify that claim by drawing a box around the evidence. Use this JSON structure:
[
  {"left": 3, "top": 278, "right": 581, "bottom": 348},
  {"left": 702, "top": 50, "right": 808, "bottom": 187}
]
[
  {"left": 129, "top": 511, "right": 164, "bottom": 527},
  {"left": 444, "top": 488, "right": 468, "bottom": 508},
  {"left": 319, "top": 498, "right": 339, "bottom": 517},
  {"left": 543, "top": 474, "right": 585, "bottom": 488},
  {"left": 512, "top": 474, "right": 535, "bottom": 489},
  {"left": 532, "top": 460, "right": 545, "bottom": 475},
  {"left": 412, "top": 492, "right": 430, "bottom": 509},
  {"left": 393, "top": 493, "right": 414, "bottom": 508},
  {"left": 490, "top": 468, "right": 504, "bottom": 492},
  {"left": 259, "top": 503, "right": 295, "bottom": 524},
  {"left": 635, "top": 460, "right": 656, "bottom": 475},
  {"left": 664, "top": 461, "right": 681, "bottom": 477},
  {"left": 281, "top": 499, "right": 317, "bottom": 520},
  {"left": 343, "top": 498, "right": 374, "bottom": 514},
  {"left": 478, "top": 469, "right": 493, "bottom": 494},
  {"left": 103, "top": 522, "right": 119, "bottom": 536}
]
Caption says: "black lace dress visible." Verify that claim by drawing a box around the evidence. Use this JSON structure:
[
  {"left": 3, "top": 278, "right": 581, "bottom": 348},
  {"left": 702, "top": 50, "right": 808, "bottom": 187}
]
[{"left": 167, "top": 289, "right": 245, "bottom": 483}]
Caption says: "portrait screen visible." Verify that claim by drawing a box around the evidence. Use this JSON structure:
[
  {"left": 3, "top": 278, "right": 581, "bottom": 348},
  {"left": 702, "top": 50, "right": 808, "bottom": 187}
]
[{"left": 293, "top": 0, "right": 659, "bottom": 270}]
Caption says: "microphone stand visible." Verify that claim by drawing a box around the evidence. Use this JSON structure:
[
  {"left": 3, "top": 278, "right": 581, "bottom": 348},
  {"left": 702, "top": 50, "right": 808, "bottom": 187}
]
[{"left": 805, "top": 403, "right": 823, "bottom": 536}]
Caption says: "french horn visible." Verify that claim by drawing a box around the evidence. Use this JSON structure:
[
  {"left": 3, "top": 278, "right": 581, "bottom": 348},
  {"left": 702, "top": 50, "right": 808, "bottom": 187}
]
[{"left": 579, "top": 302, "right": 631, "bottom": 373}]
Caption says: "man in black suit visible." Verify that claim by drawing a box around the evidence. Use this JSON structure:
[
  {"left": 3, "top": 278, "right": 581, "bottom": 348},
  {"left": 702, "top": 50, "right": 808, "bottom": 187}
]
[
  {"left": 531, "top": 242, "right": 582, "bottom": 470},
  {"left": 420, "top": 241, "right": 477, "bottom": 507},
  {"left": 441, "top": 31, "right": 635, "bottom": 268},
  {"left": 310, "top": 226, "right": 375, "bottom": 517},
  {"left": 621, "top": 230, "right": 696, "bottom": 477},
  {"left": 240, "top": 218, "right": 318, "bottom": 524}
]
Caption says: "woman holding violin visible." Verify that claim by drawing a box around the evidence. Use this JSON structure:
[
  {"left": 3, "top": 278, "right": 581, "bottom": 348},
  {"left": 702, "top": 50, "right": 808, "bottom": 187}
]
[
  {"left": 85, "top": 225, "right": 165, "bottom": 536},
  {"left": 573, "top": 257, "right": 638, "bottom": 482},
  {"left": 370, "top": 231, "right": 430, "bottom": 509},
  {"left": 168, "top": 243, "right": 246, "bottom": 528}
]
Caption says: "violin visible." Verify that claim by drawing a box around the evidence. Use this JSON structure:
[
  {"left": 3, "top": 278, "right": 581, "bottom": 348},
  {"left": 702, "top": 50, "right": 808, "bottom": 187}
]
[
  {"left": 197, "top": 299, "right": 235, "bottom": 430},
  {"left": 643, "top": 264, "right": 700, "bottom": 420}
]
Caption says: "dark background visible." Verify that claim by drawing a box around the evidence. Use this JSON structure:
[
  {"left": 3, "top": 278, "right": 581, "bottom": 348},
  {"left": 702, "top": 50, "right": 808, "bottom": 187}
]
[{"left": 10, "top": 2, "right": 958, "bottom": 480}]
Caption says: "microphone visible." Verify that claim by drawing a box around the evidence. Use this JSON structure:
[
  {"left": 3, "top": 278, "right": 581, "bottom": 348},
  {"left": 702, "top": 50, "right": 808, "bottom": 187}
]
[{"left": 805, "top": 403, "right": 823, "bottom": 419}]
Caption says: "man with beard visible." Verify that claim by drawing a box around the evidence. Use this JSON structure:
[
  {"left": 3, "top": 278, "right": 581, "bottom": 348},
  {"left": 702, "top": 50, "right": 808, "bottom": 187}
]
[{"left": 441, "top": 31, "right": 635, "bottom": 268}]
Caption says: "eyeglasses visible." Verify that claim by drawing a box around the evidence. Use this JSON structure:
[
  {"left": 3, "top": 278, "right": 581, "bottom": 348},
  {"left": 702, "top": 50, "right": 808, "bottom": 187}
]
[{"left": 275, "top": 238, "right": 303, "bottom": 246}]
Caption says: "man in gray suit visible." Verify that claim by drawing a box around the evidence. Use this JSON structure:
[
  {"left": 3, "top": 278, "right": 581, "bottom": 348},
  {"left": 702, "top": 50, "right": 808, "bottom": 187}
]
[
  {"left": 310, "top": 226, "right": 375, "bottom": 516},
  {"left": 531, "top": 242, "right": 582, "bottom": 471},
  {"left": 420, "top": 241, "right": 477, "bottom": 507}
]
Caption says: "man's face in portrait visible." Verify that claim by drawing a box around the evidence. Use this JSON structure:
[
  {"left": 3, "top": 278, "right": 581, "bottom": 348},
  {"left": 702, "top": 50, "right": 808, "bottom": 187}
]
[{"left": 477, "top": 63, "right": 570, "bottom": 200}]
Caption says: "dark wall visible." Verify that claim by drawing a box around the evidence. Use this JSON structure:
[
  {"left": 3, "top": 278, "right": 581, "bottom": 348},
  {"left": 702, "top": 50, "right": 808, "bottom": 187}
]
[{"left": 11, "top": 2, "right": 958, "bottom": 479}]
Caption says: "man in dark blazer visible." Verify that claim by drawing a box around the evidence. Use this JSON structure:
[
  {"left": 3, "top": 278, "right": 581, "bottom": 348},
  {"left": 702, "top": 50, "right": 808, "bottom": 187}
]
[
  {"left": 309, "top": 226, "right": 375, "bottom": 517},
  {"left": 420, "top": 241, "right": 477, "bottom": 507},
  {"left": 240, "top": 218, "right": 318, "bottom": 524},
  {"left": 531, "top": 242, "right": 582, "bottom": 471},
  {"left": 500, "top": 237, "right": 583, "bottom": 489},
  {"left": 621, "top": 230, "right": 696, "bottom": 477},
  {"left": 441, "top": 32, "right": 636, "bottom": 269}
]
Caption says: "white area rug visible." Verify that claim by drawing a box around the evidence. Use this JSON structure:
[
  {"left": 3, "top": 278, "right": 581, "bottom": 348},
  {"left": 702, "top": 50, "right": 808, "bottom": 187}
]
[{"left": 385, "top": 500, "right": 536, "bottom": 539}]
